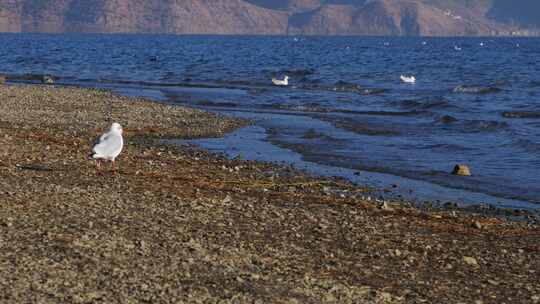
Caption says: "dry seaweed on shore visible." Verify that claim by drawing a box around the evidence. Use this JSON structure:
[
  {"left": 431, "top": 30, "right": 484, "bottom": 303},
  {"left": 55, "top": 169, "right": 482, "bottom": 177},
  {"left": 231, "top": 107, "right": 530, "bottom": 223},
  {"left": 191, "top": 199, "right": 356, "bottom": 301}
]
[{"left": 0, "top": 85, "right": 539, "bottom": 303}]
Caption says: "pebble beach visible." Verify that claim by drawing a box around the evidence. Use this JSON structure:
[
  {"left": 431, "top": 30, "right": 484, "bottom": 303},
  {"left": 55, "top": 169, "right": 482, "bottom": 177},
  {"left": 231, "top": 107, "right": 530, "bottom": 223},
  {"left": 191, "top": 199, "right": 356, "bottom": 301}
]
[{"left": 0, "top": 85, "right": 539, "bottom": 303}]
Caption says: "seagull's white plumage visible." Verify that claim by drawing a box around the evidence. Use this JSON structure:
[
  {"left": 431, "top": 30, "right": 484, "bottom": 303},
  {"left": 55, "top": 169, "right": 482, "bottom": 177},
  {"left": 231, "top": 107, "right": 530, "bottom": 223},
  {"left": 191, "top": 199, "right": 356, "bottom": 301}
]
[
  {"left": 272, "top": 75, "right": 289, "bottom": 86},
  {"left": 91, "top": 123, "right": 123, "bottom": 173},
  {"left": 400, "top": 75, "right": 416, "bottom": 84}
]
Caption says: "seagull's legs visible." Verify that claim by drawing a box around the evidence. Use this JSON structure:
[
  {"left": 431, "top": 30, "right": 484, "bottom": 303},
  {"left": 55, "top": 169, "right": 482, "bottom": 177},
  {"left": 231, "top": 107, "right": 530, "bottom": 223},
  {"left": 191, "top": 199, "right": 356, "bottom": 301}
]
[
  {"left": 95, "top": 159, "right": 101, "bottom": 171},
  {"left": 111, "top": 160, "right": 117, "bottom": 175}
]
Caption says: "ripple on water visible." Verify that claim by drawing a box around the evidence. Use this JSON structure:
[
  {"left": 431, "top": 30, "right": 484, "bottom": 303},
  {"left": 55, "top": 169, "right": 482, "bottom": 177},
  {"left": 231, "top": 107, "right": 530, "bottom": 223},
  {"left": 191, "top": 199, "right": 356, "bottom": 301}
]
[
  {"left": 453, "top": 85, "right": 501, "bottom": 94},
  {"left": 502, "top": 111, "right": 540, "bottom": 119}
]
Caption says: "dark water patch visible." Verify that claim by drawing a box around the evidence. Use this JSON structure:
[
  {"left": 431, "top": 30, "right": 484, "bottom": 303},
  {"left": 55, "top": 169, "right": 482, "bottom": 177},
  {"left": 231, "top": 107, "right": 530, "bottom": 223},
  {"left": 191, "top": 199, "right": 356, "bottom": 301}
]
[
  {"left": 436, "top": 115, "right": 459, "bottom": 124},
  {"left": 502, "top": 111, "right": 540, "bottom": 119},
  {"left": 453, "top": 85, "right": 501, "bottom": 94},
  {"left": 299, "top": 81, "right": 387, "bottom": 95},
  {"left": 358, "top": 88, "right": 387, "bottom": 95},
  {"left": 335, "top": 109, "right": 425, "bottom": 117},
  {"left": 301, "top": 129, "right": 340, "bottom": 142},
  {"left": 530, "top": 80, "right": 540, "bottom": 87},
  {"left": 318, "top": 116, "right": 401, "bottom": 136},
  {"left": 196, "top": 100, "right": 239, "bottom": 107},
  {"left": 396, "top": 97, "right": 456, "bottom": 111},
  {"left": 332, "top": 81, "right": 363, "bottom": 93}
]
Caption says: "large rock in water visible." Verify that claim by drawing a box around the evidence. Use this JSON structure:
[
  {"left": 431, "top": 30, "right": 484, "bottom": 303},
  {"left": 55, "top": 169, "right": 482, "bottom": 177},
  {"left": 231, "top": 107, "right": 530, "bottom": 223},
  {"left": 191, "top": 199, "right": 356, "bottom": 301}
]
[{"left": 452, "top": 164, "right": 471, "bottom": 176}]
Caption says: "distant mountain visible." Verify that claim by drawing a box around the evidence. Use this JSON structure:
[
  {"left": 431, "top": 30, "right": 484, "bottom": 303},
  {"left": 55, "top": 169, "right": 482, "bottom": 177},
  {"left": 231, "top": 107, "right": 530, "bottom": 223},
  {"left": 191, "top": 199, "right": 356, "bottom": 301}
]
[{"left": 0, "top": 0, "right": 538, "bottom": 35}]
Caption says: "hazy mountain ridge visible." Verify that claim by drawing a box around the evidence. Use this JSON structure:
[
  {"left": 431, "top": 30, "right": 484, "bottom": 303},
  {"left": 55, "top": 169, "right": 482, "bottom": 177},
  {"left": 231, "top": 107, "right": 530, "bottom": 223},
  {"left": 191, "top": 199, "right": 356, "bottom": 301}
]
[{"left": 0, "top": 0, "right": 538, "bottom": 35}]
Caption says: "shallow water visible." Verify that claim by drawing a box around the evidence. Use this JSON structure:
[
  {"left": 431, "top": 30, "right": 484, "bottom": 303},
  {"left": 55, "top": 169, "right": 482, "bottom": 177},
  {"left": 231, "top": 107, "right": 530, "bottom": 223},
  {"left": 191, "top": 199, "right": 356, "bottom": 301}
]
[{"left": 1, "top": 34, "right": 539, "bottom": 206}]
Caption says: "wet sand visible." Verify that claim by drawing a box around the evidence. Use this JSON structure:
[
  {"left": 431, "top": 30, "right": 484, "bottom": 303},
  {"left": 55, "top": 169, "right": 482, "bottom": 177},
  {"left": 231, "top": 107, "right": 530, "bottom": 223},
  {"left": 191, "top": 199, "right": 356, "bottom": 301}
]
[{"left": 0, "top": 85, "right": 539, "bottom": 303}]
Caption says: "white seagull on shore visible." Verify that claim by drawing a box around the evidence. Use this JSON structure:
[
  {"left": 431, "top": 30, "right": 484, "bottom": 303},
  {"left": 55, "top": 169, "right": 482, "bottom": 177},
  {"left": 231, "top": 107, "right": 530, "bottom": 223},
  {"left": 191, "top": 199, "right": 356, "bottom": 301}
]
[
  {"left": 400, "top": 75, "right": 416, "bottom": 84},
  {"left": 272, "top": 75, "right": 289, "bottom": 86},
  {"left": 90, "top": 122, "right": 124, "bottom": 174}
]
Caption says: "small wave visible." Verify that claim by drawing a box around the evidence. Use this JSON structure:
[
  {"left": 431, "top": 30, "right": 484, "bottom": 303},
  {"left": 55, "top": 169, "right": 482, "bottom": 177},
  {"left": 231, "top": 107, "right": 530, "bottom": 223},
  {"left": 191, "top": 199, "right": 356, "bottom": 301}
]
[
  {"left": 358, "top": 88, "right": 387, "bottom": 95},
  {"left": 318, "top": 117, "right": 400, "bottom": 136},
  {"left": 332, "top": 81, "right": 363, "bottom": 93},
  {"left": 329, "top": 81, "right": 388, "bottom": 95},
  {"left": 265, "top": 103, "right": 329, "bottom": 113},
  {"left": 420, "top": 143, "right": 470, "bottom": 152},
  {"left": 512, "top": 138, "right": 540, "bottom": 153},
  {"left": 437, "top": 115, "right": 459, "bottom": 124},
  {"left": 453, "top": 85, "right": 501, "bottom": 94},
  {"left": 301, "top": 129, "right": 339, "bottom": 141},
  {"left": 462, "top": 120, "right": 509, "bottom": 132},
  {"left": 336, "top": 109, "right": 423, "bottom": 116},
  {"left": 273, "top": 68, "right": 316, "bottom": 77},
  {"left": 502, "top": 111, "right": 540, "bottom": 119},
  {"left": 397, "top": 97, "right": 455, "bottom": 110}
]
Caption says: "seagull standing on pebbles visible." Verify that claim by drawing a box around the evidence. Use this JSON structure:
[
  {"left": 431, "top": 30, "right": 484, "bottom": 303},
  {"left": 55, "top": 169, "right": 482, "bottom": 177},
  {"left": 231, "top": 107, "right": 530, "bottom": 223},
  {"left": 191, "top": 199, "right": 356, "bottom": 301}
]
[{"left": 90, "top": 122, "right": 124, "bottom": 174}]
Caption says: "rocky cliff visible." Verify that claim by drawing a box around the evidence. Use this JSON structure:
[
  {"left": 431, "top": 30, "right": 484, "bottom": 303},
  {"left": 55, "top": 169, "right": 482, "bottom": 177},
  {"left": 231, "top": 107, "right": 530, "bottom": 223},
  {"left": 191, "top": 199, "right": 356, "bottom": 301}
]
[{"left": 0, "top": 0, "right": 538, "bottom": 36}]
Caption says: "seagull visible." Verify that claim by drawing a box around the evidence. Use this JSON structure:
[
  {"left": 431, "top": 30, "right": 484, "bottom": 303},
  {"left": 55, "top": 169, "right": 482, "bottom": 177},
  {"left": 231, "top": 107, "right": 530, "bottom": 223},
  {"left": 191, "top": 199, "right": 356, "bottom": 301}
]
[
  {"left": 400, "top": 75, "right": 416, "bottom": 84},
  {"left": 272, "top": 75, "right": 289, "bottom": 86},
  {"left": 454, "top": 45, "right": 462, "bottom": 51},
  {"left": 90, "top": 122, "right": 124, "bottom": 174}
]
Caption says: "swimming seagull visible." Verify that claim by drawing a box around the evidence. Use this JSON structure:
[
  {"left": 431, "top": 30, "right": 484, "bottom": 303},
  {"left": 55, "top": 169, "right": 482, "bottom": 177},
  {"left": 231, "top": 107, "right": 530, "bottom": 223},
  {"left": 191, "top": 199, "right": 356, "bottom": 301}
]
[
  {"left": 400, "top": 75, "right": 416, "bottom": 84},
  {"left": 272, "top": 75, "right": 289, "bottom": 86},
  {"left": 90, "top": 122, "right": 124, "bottom": 174},
  {"left": 454, "top": 45, "right": 462, "bottom": 51}
]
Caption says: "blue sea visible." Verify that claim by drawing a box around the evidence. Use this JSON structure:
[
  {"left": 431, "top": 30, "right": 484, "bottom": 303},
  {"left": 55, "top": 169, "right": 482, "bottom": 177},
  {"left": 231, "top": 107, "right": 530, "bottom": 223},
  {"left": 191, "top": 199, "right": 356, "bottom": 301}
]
[{"left": 1, "top": 34, "right": 539, "bottom": 210}]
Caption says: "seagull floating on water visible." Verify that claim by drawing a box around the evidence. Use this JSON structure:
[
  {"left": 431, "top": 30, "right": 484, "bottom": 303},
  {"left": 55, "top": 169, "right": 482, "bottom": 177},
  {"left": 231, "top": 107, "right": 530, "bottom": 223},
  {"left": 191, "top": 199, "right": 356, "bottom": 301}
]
[
  {"left": 90, "top": 122, "right": 124, "bottom": 174},
  {"left": 272, "top": 75, "right": 289, "bottom": 86},
  {"left": 454, "top": 45, "right": 462, "bottom": 51},
  {"left": 400, "top": 75, "right": 416, "bottom": 84}
]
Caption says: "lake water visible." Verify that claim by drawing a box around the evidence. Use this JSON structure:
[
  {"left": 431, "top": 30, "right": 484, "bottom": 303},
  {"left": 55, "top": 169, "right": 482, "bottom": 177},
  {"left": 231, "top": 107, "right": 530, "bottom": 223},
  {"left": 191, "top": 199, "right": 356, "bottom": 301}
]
[{"left": 1, "top": 34, "right": 539, "bottom": 209}]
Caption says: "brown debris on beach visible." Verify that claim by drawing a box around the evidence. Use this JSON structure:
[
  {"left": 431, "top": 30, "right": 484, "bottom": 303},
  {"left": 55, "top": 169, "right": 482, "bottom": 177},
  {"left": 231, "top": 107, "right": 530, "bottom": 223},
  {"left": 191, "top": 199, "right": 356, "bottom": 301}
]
[{"left": 0, "top": 85, "right": 539, "bottom": 303}]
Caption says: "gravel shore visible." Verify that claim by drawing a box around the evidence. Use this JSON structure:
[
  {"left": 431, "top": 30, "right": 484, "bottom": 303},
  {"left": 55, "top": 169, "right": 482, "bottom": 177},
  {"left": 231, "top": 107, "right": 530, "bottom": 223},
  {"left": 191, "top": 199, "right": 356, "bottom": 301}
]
[{"left": 0, "top": 85, "right": 539, "bottom": 303}]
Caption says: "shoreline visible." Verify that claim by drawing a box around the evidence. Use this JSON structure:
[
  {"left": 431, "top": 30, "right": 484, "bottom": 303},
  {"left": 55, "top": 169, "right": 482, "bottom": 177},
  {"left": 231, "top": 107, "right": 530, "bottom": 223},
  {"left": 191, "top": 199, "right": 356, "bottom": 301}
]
[{"left": 0, "top": 85, "right": 539, "bottom": 303}]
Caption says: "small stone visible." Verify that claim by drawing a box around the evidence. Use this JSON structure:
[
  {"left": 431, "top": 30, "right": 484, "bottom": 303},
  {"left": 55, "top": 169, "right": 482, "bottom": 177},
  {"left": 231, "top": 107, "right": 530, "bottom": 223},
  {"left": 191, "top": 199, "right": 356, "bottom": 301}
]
[
  {"left": 452, "top": 164, "right": 471, "bottom": 176},
  {"left": 487, "top": 279, "right": 499, "bottom": 286},
  {"left": 473, "top": 221, "right": 482, "bottom": 229},
  {"left": 323, "top": 293, "right": 336, "bottom": 302},
  {"left": 378, "top": 292, "right": 393, "bottom": 302},
  {"left": 463, "top": 256, "right": 479, "bottom": 267},
  {"left": 222, "top": 195, "right": 232, "bottom": 203}
]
